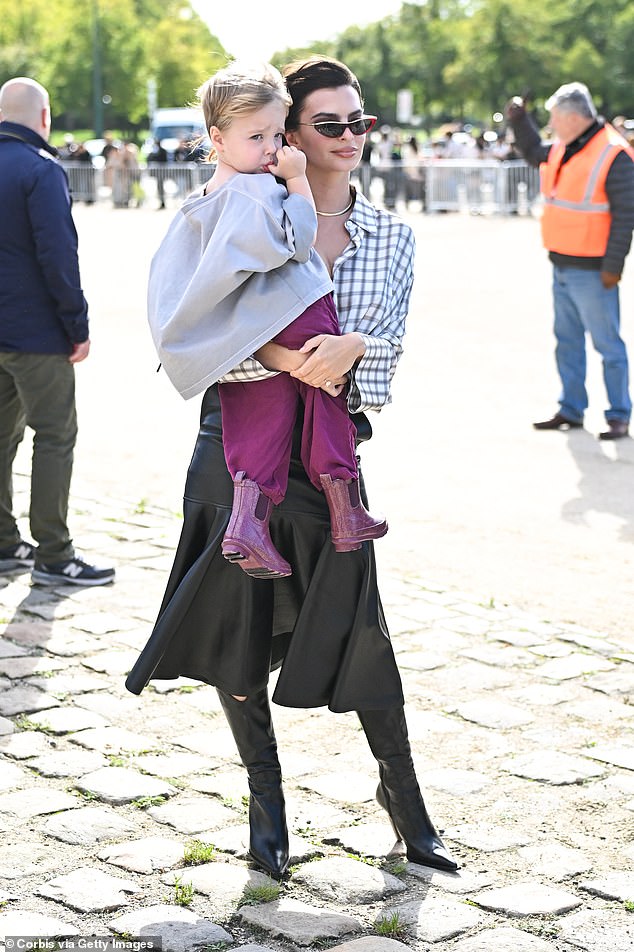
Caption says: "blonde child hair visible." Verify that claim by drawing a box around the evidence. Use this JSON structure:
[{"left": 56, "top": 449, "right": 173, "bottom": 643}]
[{"left": 197, "top": 62, "right": 291, "bottom": 136}]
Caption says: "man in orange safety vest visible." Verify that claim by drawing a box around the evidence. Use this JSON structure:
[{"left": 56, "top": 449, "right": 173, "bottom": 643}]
[{"left": 506, "top": 82, "right": 634, "bottom": 440}]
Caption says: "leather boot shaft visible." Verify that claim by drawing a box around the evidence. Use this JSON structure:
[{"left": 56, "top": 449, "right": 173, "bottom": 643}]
[
  {"left": 319, "top": 474, "right": 388, "bottom": 552},
  {"left": 217, "top": 688, "right": 289, "bottom": 878},
  {"left": 358, "top": 706, "right": 458, "bottom": 871}
]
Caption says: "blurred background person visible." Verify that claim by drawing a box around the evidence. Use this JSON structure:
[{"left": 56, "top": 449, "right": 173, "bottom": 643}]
[{"left": 0, "top": 76, "right": 115, "bottom": 585}]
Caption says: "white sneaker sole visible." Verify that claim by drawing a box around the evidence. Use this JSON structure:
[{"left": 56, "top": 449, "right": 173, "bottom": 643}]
[
  {"left": 0, "top": 560, "right": 35, "bottom": 572},
  {"left": 31, "top": 569, "right": 115, "bottom": 587}
]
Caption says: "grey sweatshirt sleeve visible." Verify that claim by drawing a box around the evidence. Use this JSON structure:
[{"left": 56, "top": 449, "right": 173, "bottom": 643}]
[
  {"left": 281, "top": 192, "right": 317, "bottom": 263},
  {"left": 604, "top": 150, "right": 634, "bottom": 275}
]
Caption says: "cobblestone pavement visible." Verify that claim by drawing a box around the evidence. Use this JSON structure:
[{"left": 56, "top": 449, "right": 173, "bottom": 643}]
[{"left": 1, "top": 473, "right": 634, "bottom": 952}]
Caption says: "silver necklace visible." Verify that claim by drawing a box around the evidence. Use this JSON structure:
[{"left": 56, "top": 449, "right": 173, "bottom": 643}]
[{"left": 316, "top": 196, "right": 354, "bottom": 217}]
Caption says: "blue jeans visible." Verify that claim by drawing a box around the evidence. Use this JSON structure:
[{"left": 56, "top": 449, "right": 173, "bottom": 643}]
[{"left": 552, "top": 266, "right": 631, "bottom": 424}]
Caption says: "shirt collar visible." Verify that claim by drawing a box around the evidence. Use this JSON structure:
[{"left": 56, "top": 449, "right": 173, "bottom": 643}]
[
  {"left": 347, "top": 186, "right": 379, "bottom": 237},
  {"left": 563, "top": 118, "right": 603, "bottom": 160},
  {"left": 0, "top": 120, "right": 58, "bottom": 157}
]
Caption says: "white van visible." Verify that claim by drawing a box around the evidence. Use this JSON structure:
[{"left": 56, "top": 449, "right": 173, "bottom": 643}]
[{"left": 148, "top": 107, "right": 209, "bottom": 159}]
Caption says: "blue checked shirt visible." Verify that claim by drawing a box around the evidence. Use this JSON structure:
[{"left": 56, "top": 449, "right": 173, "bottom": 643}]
[{"left": 220, "top": 188, "right": 415, "bottom": 413}]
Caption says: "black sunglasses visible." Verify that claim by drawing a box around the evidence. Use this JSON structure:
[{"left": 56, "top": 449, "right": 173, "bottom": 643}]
[{"left": 298, "top": 115, "right": 377, "bottom": 138}]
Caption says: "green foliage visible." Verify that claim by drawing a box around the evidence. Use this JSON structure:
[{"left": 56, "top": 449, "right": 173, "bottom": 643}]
[
  {"left": 183, "top": 839, "right": 216, "bottom": 865},
  {"left": 0, "top": 0, "right": 227, "bottom": 133},
  {"left": 172, "top": 875, "right": 195, "bottom": 906},
  {"left": 374, "top": 911, "right": 409, "bottom": 939},
  {"left": 3, "top": 1, "right": 634, "bottom": 136},
  {"left": 145, "top": 11, "right": 227, "bottom": 110},
  {"left": 274, "top": 0, "right": 634, "bottom": 126},
  {"left": 383, "top": 856, "right": 408, "bottom": 876},
  {"left": 240, "top": 882, "right": 281, "bottom": 905},
  {"left": 132, "top": 794, "right": 167, "bottom": 808},
  {"left": 14, "top": 715, "right": 40, "bottom": 731}
]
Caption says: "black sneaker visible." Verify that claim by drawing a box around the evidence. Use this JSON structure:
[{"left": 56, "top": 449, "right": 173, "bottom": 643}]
[
  {"left": 0, "top": 540, "right": 36, "bottom": 572},
  {"left": 32, "top": 555, "right": 115, "bottom": 587}
]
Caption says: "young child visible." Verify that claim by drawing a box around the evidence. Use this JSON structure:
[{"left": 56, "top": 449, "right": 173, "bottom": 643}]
[{"left": 147, "top": 62, "right": 386, "bottom": 578}]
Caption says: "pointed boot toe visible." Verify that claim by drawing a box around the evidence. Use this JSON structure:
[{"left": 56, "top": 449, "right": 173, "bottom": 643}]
[
  {"left": 376, "top": 781, "right": 458, "bottom": 871},
  {"left": 249, "top": 844, "right": 289, "bottom": 880},
  {"left": 405, "top": 839, "right": 459, "bottom": 872},
  {"left": 248, "top": 771, "right": 289, "bottom": 880}
]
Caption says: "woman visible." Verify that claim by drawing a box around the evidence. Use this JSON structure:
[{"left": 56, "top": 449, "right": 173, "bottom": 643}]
[
  {"left": 148, "top": 61, "right": 387, "bottom": 578},
  {"left": 125, "top": 56, "right": 457, "bottom": 879}
]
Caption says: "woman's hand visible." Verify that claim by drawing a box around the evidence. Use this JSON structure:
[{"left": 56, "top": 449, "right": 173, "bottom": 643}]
[{"left": 290, "top": 332, "right": 365, "bottom": 389}]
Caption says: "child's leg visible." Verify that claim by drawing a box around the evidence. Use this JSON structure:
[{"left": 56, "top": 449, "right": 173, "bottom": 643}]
[
  {"left": 272, "top": 293, "right": 339, "bottom": 350},
  {"left": 299, "top": 384, "right": 358, "bottom": 488},
  {"left": 299, "top": 382, "right": 387, "bottom": 552},
  {"left": 276, "top": 295, "right": 358, "bottom": 487},
  {"left": 219, "top": 376, "right": 298, "bottom": 505},
  {"left": 276, "top": 296, "right": 387, "bottom": 551},
  {"left": 219, "top": 377, "right": 298, "bottom": 578}
]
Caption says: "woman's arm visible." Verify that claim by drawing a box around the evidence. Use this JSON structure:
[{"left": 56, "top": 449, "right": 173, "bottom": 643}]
[
  {"left": 220, "top": 342, "right": 346, "bottom": 394},
  {"left": 254, "top": 341, "right": 307, "bottom": 373},
  {"left": 258, "top": 341, "right": 348, "bottom": 394},
  {"left": 334, "top": 213, "right": 415, "bottom": 412},
  {"left": 289, "top": 332, "right": 365, "bottom": 387}
]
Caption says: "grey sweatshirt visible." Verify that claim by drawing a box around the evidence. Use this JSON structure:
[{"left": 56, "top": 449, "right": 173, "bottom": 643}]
[{"left": 148, "top": 172, "right": 333, "bottom": 399}]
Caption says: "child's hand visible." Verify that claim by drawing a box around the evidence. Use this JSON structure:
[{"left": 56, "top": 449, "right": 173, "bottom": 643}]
[{"left": 273, "top": 145, "right": 307, "bottom": 182}]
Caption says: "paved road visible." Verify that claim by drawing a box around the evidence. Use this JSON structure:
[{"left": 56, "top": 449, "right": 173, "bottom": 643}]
[
  {"left": 2, "top": 201, "right": 633, "bottom": 951},
  {"left": 1, "top": 470, "right": 633, "bottom": 950}
]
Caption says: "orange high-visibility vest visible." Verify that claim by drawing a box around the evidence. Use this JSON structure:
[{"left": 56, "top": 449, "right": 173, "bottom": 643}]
[{"left": 540, "top": 124, "right": 633, "bottom": 257}]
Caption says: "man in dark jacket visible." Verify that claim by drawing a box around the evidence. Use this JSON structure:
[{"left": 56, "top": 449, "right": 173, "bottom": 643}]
[
  {"left": 0, "top": 77, "right": 114, "bottom": 585},
  {"left": 506, "top": 82, "right": 634, "bottom": 440},
  {"left": 147, "top": 137, "right": 168, "bottom": 209}
]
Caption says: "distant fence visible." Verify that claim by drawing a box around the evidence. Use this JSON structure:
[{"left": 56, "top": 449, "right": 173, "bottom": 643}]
[
  {"left": 62, "top": 159, "right": 541, "bottom": 215},
  {"left": 425, "top": 159, "right": 540, "bottom": 214},
  {"left": 354, "top": 159, "right": 541, "bottom": 215},
  {"left": 61, "top": 162, "right": 210, "bottom": 207}
]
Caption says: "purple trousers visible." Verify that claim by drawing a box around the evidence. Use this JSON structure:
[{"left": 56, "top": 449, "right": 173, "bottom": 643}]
[{"left": 219, "top": 294, "right": 358, "bottom": 505}]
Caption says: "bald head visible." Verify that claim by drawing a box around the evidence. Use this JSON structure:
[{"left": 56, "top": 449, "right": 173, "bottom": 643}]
[{"left": 0, "top": 77, "right": 51, "bottom": 140}]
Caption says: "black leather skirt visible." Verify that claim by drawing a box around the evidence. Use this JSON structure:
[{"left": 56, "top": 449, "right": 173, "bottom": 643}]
[{"left": 125, "top": 385, "right": 403, "bottom": 712}]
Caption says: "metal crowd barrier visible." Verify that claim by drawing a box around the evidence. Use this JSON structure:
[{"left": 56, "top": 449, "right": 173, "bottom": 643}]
[
  {"left": 141, "top": 163, "right": 212, "bottom": 205},
  {"left": 354, "top": 159, "right": 540, "bottom": 215},
  {"left": 420, "top": 159, "right": 539, "bottom": 214},
  {"left": 61, "top": 159, "right": 541, "bottom": 215},
  {"left": 60, "top": 161, "right": 211, "bottom": 207},
  {"left": 61, "top": 162, "right": 102, "bottom": 204}
]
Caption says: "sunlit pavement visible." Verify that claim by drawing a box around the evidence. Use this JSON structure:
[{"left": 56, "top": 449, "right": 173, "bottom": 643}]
[{"left": 1, "top": 203, "right": 633, "bottom": 949}]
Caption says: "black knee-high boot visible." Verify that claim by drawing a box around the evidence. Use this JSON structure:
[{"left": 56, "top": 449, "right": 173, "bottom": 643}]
[
  {"left": 357, "top": 706, "right": 458, "bottom": 872},
  {"left": 217, "top": 688, "right": 289, "bottom": 879}
]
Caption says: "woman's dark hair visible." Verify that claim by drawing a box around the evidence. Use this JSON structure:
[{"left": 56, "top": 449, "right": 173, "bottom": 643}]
[{"left": 282, "top": 56, "right": 363, "bottom": 130}]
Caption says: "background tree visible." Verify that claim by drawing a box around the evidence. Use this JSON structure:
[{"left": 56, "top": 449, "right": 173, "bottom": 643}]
[
  {"left": 605, "top": 4, "right": 634, "bottom": 117},
  {"left": 442, "top": 0, "right": 557, "bottom": 120},
  {"left": 0, "top": 0, "right": 226, "bottom": 134},
  {"left": 274, "top": 0, "right": 634, "bottom": 130},
  {"left": 2, "top": 0, "right": 633, "bottom": 136},
  {"left": 145, "top": 7, "right": 227, "bottom": 112}
]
